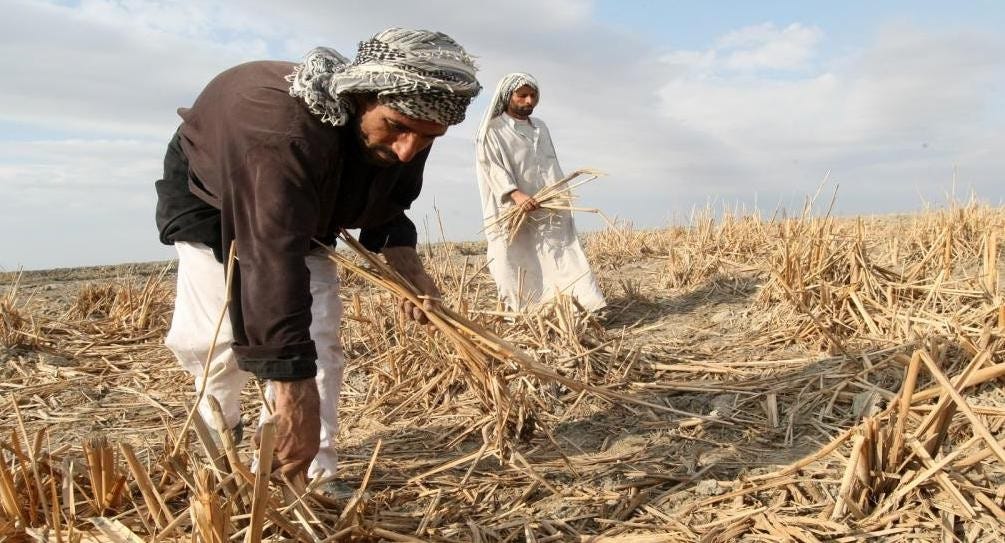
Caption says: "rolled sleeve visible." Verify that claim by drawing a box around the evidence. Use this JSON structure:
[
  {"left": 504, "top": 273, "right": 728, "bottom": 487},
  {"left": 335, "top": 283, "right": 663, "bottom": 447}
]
[
  {"left": 234, "top": 343, "right": 317, "bottom": 381},
  {"left": 222, "top": 141, "right": 320, "bottom": 381}
]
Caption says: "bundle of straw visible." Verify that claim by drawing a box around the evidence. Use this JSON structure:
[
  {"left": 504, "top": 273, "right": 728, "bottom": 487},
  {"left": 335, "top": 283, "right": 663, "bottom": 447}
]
[
  {"left": 484, "top": 168, "right": 608, "bottom": 244},
  {"left": 325, "top": 231, "right": 710, "bottom": 453}
]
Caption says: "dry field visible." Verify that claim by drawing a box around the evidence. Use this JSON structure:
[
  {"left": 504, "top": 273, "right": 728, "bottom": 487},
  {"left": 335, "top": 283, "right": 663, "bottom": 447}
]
[{"left": 2, "top": 198, "right": 1005, "bottom": 542}]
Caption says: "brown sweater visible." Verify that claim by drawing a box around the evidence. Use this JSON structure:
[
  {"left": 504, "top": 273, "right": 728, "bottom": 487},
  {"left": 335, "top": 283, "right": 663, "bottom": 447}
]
[{"left": 158, "top": 60, "right": 427, "bottom": 381}]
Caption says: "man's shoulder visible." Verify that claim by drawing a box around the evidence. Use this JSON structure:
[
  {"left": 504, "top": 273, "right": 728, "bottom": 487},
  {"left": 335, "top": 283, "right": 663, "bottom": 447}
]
[
  {"left": 209, "top": 61, "right": 326, "bottom": 136},
  {"left": 486, "top": 114, "right": 550, "bottom": 132},
  {"left": 529, "top": 116, "right": 549, "bottom": 129},
  {"left": 479, "top": 116, "right": 511, "bottom": 145},
  {"left": 213, "top": 61, "right": 294, "bottom": 95},
  {"left": 486, "top": 115, "right": 509, "bottom": 131},
  {"left": 220, "top": 60, "right": 297, "bottom": 77}
]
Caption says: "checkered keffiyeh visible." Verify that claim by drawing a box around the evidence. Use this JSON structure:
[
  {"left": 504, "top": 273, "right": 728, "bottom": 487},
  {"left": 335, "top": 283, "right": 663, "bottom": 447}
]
[{"left": 288, "top": 28, "right": 481, "bottom": 127}]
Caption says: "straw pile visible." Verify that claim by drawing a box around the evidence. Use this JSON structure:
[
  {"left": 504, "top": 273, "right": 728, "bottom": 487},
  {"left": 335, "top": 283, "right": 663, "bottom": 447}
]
[
  {"left": 2, "top": 196, "right": 1004, "bottom": 541},
  {"left": 482, "top": 168, "right": 607, "bottom": 244}
]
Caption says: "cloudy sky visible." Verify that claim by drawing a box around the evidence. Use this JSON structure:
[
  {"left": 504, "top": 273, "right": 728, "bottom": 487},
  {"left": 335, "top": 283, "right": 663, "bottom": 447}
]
[{"left": 2, "top": 0, "right": 1003, "bottom": 270}]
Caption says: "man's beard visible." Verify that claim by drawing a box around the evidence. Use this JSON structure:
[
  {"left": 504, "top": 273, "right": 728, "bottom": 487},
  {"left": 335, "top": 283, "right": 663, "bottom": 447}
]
[
  {"left": 363, "top": 145, "right": 399, "bottom": 166},
  {"left": 354, "top": 117, "right": 400, "bottom": 167},
  {"left": 510, "top": 104, "right": 534, "bottom": 118}
]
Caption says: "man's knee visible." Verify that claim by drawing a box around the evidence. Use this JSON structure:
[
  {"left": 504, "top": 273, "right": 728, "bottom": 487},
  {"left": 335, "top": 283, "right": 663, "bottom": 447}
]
[
  {"left": 164, "top": 326, "right": 191, "bottom": 359},
  {"left": 165, "top": 327, "right": 225, "bottom": 369}
]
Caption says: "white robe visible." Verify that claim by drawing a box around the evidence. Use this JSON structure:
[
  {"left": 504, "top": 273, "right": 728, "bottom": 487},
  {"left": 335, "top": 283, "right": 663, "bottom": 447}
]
[{"left": 475, "top": 113, "right": 606, "bottom": 312}]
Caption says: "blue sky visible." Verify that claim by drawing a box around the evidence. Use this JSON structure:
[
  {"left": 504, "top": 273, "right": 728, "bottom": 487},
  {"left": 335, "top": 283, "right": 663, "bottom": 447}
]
[
  {"left": 1, "top": 0, "right": 1003, "bottom": 270},
  {"left": 597, "top": 1, "right": 1005, "bottom": 47}
]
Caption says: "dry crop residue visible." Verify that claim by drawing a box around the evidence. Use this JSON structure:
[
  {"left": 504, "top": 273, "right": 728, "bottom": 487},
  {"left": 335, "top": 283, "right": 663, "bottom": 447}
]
[{"left": 2, "top": 201, "right": 1005, "bottom": 541}]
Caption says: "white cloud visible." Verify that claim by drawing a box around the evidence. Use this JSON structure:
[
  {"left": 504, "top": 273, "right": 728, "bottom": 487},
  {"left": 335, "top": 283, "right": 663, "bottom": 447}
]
[
  {"left": 0, "top": 138, "right": 172, "bottom": 270},
  {"left": 717, "top": 23, "right": 823, "bottom": 71},
  {"left": 0, "top": 1, "right": 264, "bottom": 136},
  {"left": 655, "top": 23, "right": 1005, "bottom": 200},
  {"left": 0, "top": 138, "right": 161, "bottom": 196},
  {"left": 1, "top": 2, "right": 1004, "bottom": 269}
]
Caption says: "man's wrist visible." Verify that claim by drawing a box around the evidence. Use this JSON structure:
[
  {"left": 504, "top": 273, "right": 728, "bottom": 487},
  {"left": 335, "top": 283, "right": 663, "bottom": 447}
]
[
  {"left": 270, "top": 378, "right": 319, "bottom": 406},
  {"left": 271, "top": 377, "right": 315, "bottom": 389},
  {"left": 382, "top": 245, "right": 421, "bottom": 269}
]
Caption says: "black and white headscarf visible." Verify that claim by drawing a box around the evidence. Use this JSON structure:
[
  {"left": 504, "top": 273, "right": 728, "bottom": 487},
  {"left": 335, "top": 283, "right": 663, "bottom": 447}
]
[
  {"left": 475, "top": 72, "right": 539, "bottom": 144},
  {"left": 288, "top": 28, "right": 481, "bottom": 127}
]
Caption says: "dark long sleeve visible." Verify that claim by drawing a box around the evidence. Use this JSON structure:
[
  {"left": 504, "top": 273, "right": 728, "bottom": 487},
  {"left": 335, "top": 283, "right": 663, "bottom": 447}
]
[{"left": 226, "top": 141, "right": 322, "bottom": 381}]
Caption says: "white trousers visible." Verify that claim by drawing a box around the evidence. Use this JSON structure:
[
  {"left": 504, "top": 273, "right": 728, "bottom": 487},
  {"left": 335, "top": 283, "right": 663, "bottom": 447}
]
[{"left": 165, "top": 241, "right": 344, "bottom": 478}]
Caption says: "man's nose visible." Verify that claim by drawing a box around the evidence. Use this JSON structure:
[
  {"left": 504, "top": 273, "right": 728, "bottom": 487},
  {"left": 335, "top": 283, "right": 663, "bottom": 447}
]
[{"left": 391, "top": 133, "right": 423, "bottom": 163}]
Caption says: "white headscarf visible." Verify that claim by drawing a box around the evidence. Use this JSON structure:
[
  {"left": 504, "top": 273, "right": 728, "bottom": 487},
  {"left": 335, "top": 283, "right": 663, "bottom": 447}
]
[
  {"left": 288, "top": 28, "right": 482, "bottom": 127},
  {"left": 475, "top": 72, "right": 539, "bottom": 145}
]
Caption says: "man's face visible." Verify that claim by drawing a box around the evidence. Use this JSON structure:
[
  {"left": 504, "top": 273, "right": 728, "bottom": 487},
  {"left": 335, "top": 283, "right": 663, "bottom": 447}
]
[
  {"left": 355, "top": 99, "right": 449, "bottom": 166},
  {"left": 506, "top": 85, "right": 538, "bottom": 120}
]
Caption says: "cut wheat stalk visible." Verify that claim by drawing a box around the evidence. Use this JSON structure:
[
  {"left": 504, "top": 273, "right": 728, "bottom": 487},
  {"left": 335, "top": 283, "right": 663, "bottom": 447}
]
[
  {"left": 336, "top": 438, "right": 382, "bottom": 534},
  {"left": 82, "top": 436, "right": 126, "bottom": 517},
  {"left": 245, "top": 420, "right": 276, "bottom": 543},
  {"left": 887, "top": 350, "right": 922, "bottom": 468},
  {"left": 481, "top": 168, "right": 607, "bottom": 244},
  {"left": 917, "top": 350, "right": 1005, "bottom": 465},
  {"left": 901, "top": 437, "right": 977, "bottom": 519},
  {"left": 11, "top": 401, "right": 51, "bottom": 528},
  {"left": 89, "top": 516, "right": 145, "bottom": 542},
  {"left": 831, "top": 433, "right": 866, "bottom": 521},
  {"left": 0, "top": 449, "right": 25, "bottom": 526},
  {"left": 193, "top": 467, "right": 230, "bottom": 543},
  {"left": 119, "top": 443, "right": 174, "bottom": 530}
]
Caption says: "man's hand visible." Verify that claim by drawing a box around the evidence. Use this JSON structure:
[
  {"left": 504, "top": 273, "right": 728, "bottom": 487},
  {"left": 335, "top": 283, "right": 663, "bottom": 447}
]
[
  {"left": 257, "top": 379, "right": 320, "bottom": 480},
  {"left": 509, "top": 190, "right": 539, "bottom": 212},
  {"left": 381, "top": 246, "right": 441, "bottom": 325}
]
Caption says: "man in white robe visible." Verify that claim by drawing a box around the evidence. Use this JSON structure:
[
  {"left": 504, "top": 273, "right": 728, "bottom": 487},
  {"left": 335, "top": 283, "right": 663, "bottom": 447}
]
[{"left": 475, "top": 73, "right": 605, "bottom": 312}]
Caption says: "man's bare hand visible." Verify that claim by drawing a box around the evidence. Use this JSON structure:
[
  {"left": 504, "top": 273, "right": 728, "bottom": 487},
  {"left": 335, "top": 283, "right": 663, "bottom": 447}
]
[
  {"left": 257, "top": 379, "right": 320, "bottom": 480},
  {"left": 509, "top": 190, "right": 539, "bottom": 212},
  {"left": 381, "top": 246, "right": 441, "bottom": 325}
]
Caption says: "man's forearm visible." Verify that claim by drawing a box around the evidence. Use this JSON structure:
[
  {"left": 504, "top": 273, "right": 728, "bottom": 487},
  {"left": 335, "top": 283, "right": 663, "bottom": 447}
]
[
  {"left": 509, "top": 190, "right": 539, "bottom": 210},
  {"left": 382, "top": 246, "right": 441, "bottom": 305},
  {"left": 381, "top": 246, "right": 434, "bottom": 291}
]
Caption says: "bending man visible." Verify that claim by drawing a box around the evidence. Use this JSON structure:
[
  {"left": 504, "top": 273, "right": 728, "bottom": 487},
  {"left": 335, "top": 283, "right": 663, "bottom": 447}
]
[{"left": 155, "top": 28, "right": 481, "bottom": 479}]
